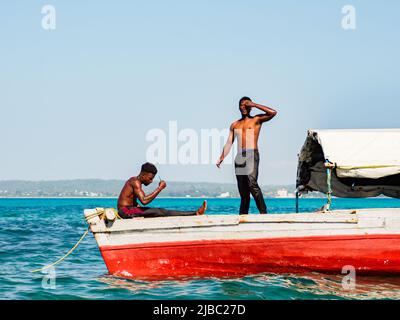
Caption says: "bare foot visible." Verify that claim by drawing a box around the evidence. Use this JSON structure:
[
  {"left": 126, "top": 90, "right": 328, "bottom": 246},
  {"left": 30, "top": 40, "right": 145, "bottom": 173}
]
[{"left": 196, "top": 200, "right": 207, "bottom": 215}]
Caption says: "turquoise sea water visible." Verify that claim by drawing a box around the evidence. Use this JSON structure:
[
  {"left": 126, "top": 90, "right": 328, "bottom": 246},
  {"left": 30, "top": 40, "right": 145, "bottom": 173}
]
[{"left": 1, "top": 197, "right": 400, "bottom": 300}]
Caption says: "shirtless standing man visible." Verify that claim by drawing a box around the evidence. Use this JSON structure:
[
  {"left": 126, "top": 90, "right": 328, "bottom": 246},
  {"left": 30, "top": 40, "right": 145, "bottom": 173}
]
[
  {"left": 118, "top": 162, "right": 207, "bottom": 219},
  {"left": 217, "top": 97, "right": 277, "bottom": 214}
]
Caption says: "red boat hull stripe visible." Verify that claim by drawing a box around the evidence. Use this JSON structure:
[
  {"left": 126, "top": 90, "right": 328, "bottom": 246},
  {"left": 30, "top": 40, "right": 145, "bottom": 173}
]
[{"left": 98, "top": 234, "right": 400, "bottom": 279}]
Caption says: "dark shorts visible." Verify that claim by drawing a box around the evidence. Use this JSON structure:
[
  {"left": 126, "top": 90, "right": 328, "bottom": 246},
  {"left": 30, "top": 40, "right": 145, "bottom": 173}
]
[{"left": 118, "top": 206, "right": 145, "bottom": 219}]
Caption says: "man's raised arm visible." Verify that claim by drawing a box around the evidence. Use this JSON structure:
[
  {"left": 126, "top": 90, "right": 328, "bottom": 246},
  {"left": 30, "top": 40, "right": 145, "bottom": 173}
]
[
  {"left": 216, "top": 124, "right": 235, "bottom": 168},
  {"left": 245, "top": 100, "right": 277, "bottom": 123},
  {"left": 133, "top": 180, "right": 166, "bottom": 205}
]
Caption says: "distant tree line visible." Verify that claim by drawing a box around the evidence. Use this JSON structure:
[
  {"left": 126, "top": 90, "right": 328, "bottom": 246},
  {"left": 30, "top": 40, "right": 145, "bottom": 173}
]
[{"left": 0, "top": 180, "right": 323, "bottom": 198}]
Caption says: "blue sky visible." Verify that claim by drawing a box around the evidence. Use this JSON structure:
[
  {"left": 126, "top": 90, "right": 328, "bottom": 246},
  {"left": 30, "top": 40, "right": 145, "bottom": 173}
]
[{"left": 1, "top": 1, "right": 399, "bottom": 185}]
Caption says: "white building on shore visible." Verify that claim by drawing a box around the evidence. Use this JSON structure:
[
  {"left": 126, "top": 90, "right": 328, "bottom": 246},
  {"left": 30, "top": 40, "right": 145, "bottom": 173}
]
[{"left": 217, "top": 192, "right": 231, "bottom": 198}]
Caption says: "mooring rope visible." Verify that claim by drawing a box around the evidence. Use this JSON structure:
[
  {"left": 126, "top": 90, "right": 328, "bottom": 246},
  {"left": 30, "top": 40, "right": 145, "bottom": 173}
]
[
  {"left": 30, "top": 208, "right": 117, "bottom": 273},
  {"left": 325, "top": 161, "right": 334, "bottom": 211},
  {"left": 30, "top": 228, "right": 90, "bottom": 273}
]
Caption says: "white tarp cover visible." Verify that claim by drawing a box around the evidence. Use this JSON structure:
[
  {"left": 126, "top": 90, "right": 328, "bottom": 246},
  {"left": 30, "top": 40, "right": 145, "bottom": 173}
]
[
  {"left": 297, "top": 129, "right": 400, "bottom": 198},
  {"left": 311, "top": 129, "right": 400, "bottom": 179}
]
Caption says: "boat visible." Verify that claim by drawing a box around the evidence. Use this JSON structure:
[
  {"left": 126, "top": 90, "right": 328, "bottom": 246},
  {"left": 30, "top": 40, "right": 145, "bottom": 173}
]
[{"left": 84, "top": 129, "right": 400, "bottom": 279}]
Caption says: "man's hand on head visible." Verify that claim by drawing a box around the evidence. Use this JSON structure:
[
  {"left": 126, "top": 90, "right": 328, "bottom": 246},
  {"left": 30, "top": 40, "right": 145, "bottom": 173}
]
[{"left": 242, "top": 100, "right": 254, "bottom": 108}]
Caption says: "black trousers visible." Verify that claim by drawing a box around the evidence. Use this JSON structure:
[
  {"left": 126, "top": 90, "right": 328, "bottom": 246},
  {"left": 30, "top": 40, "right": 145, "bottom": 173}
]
[
  {"left": 118, "top": 207, "right": 197, "bottom": 219},
  {"left": 235, "top": 150, "right": 267, "bottom": 214}
]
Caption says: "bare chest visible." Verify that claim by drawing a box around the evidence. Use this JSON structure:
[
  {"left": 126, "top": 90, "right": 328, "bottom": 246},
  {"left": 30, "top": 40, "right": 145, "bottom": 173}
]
[{"left": 234, "top": 121, "right": 261, "bottom": 135}]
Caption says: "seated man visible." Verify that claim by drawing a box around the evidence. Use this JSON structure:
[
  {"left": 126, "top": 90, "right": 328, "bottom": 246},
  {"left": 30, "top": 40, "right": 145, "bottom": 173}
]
[{"left": 117, "top": 162, "right": 207, "bottom": 219}]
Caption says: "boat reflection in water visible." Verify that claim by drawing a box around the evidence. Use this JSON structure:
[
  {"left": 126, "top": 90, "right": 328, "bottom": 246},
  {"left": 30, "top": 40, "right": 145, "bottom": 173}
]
[
  {"left": 260, "top": 273, "right": 400, "bottom": 300},
  {"left": 96, "top": 272, "right": 400, "bottom": 300}
]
